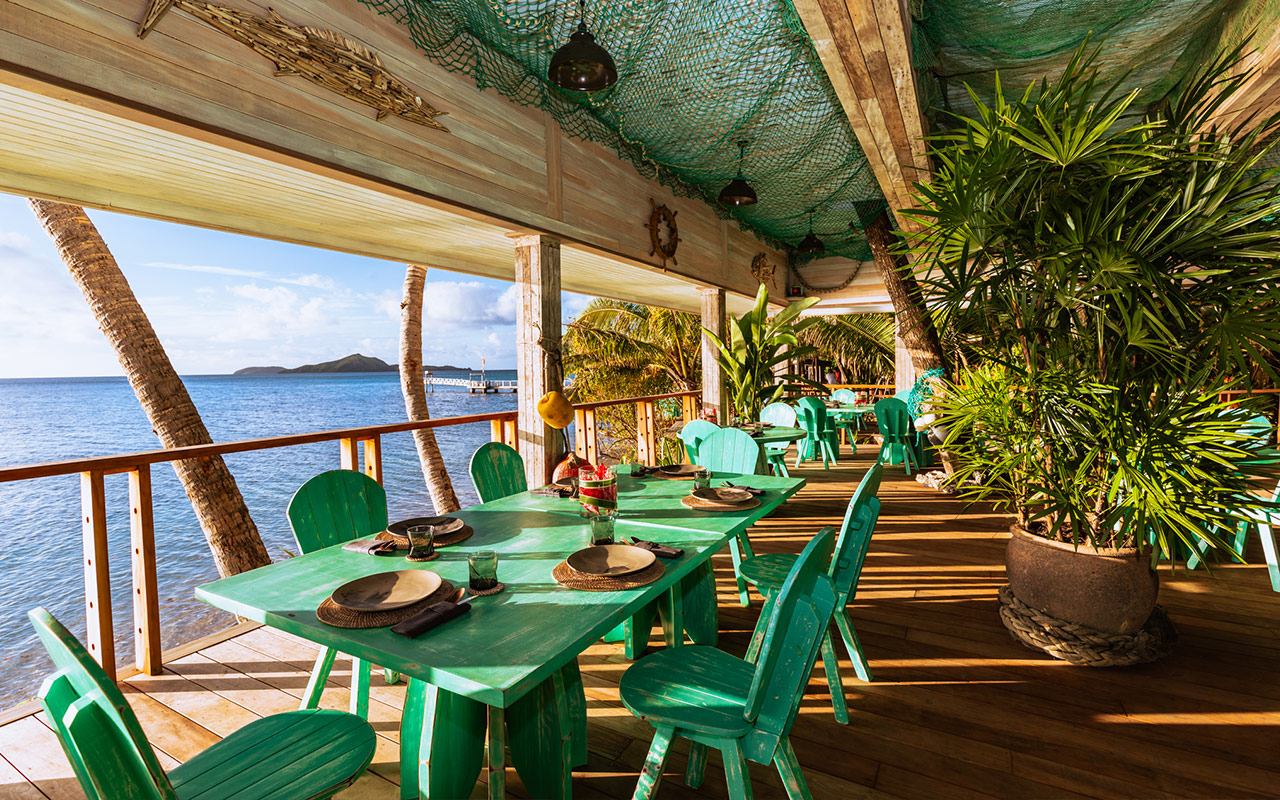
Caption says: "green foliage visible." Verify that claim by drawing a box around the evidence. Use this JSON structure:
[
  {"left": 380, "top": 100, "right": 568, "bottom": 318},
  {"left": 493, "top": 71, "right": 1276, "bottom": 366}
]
[
  {"left": 563, "top": 300, "right": 700, "bottom": 463},
  {"left": 910, "top": 43, "right": 1280, "bottom": 557},
  {"left": 797, "top": 313, "right": 895, "bottom": 383},
  {"left": 704, "top": 285, "right": 821, "bottom": 420}
]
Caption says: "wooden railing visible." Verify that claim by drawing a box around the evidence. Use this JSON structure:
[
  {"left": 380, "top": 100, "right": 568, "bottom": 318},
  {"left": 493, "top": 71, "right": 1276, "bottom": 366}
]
[
  {"left": 0, "top": 391, "right": 700, "bottom": 681},
  {"left": 788, "top": 383, "right": 896, "bottom": 400},
  {"left": 1219, "top": 387, "right": 1280, "bottom": 421}
]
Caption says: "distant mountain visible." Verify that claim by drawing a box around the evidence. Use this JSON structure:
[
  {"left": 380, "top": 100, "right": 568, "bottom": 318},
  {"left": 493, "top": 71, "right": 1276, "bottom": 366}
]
[{"left": 233, "top": 353, "right": 470, "bottom": 375}]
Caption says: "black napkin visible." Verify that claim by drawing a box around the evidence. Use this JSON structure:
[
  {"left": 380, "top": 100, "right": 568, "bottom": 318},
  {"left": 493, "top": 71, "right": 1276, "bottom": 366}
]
[
  {"left": 629, "top": 539, "right": 684, "bottom": 559},
  {"left": 721, "top": 482, "right": 765, "bottom": 497},
  {"left": 341, "top": 539, "right": 400, "bottom": 555},
  {"left": 391, "top": 601, "right": 472, "bottom": 638},
  {"left": 632, "top": 465, "right": 662, "bottom": 477},
  {"left": 533, "top": 485, "right": 573, "bottom": 498}
]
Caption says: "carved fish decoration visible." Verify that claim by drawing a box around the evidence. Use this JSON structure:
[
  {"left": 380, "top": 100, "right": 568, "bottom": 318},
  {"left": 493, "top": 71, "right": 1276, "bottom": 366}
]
[{"left": 138, "top": 0, "right": 449, "bottom": 132}]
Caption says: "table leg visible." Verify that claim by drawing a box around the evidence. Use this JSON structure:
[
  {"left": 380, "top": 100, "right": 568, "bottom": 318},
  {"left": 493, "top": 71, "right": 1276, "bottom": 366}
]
[
  {"left": 506, "top": 662, "right": 582, "bottom": 799},
  {"left": 659, "top": 578, "right": 685, "bottom": 648},
  {"left": 681, "top": 562, "right": 719, "bottom": 646},
  {"left": 401, "top": 678, "right": 486, "bottom": 799},
  {"left": 487, "top": 705, "right": 506, "bottom": 799}
]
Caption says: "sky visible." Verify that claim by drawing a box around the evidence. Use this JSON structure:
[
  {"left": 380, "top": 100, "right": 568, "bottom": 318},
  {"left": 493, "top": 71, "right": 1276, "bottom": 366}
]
[{"left": 0, "top": 194, "right": 595, "bottom": 378}]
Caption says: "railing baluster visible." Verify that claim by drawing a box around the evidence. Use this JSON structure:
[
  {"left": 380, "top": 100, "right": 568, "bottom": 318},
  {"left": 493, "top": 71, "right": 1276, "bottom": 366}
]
[
  {"left": 574, "top": 408, "right": 598, "bottom": 465},
  {"left": 80, "top": 470, "right": 115, "bottom": 680},
  {"left": 636, "top": 401, "right": 657, "bottom": 465},
  {"left": 504, "top": 419, "right": 518, "bottom": 448},
  {"left": 339, "top": 437, "right": 359, "bottom": 471},
  {"left": 129, "top": 465, "right": 161, "bottom": 675},
  {"left": 681, "top": 394, "right": 698, "bottom": 426},
  {"left": 362, "top": 435, "right": 383, "bottom": 484},
  {"left": 491, "top": 419, "right": 503, "bottom": 443}
]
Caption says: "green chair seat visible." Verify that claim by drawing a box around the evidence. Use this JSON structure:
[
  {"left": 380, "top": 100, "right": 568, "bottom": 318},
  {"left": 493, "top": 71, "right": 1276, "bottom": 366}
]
[
  {"left": 620, "top": 647, "right": 755, "bottom": 737},
  {"left": 736, "top": 553, "right": 798, "bottom": 590},
  {"left": 169, "top": 709, "right": 375, "bottom": 800}
]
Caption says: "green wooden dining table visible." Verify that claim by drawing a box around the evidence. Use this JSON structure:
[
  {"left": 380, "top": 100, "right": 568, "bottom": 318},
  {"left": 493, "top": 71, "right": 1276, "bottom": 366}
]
[{"left": 196, "top": 469, "right": 805, "bottom": 800}]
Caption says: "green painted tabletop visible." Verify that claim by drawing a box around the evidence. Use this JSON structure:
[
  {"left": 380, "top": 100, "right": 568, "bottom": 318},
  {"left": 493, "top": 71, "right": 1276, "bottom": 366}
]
[
  {"left": 745, "top": 426, "right": 807, "bottom": 445},
  {"left": 196, "top": 473, "right": 804, "bottom": 708},
  {"left": 827, "top": 404, "right": 875, "bottom": 418}
]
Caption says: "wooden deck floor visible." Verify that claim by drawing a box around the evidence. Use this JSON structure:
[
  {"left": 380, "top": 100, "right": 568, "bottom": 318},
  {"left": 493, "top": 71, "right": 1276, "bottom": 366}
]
[{"left": 3, "top": 453, "right": 1279, "bottom": 799}]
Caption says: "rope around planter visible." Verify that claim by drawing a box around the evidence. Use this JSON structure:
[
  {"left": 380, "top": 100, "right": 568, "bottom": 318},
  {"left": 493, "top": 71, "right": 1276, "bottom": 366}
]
[{"left": 997, "top": 585, "right": 1177, "bottom": 667}]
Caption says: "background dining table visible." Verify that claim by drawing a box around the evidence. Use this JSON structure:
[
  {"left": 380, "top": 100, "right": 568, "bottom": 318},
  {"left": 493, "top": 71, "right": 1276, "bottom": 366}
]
[{"left": 196, "top": 469, "right": 805, "bottom": 800}]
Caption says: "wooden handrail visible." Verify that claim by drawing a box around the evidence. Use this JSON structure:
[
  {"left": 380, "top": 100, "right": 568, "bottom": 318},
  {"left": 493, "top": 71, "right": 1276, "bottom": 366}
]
[{"left": 569, "top": 389, "right": 699, "bottom": 412}]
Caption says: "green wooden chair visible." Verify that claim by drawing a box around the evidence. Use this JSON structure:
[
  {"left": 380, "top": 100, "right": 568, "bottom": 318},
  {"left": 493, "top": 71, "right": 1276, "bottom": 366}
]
[
  {"left": 738, "top": 464, "right": 884, "bottom": 723},
  {"left": 470, "top": 441, "right": 528, "bottom": 502},
  {"left": 759, "top": 402, "right": 797, "bottom": 477},
  {"left": 831, "top": 388, "right": 857, "bottom": 404},
  {"left": 1186, "top": 479, "right": 1280, "bottom": 591},
  {"left": 678, "top": 419, "right": 720, "bottom": 464},
  {"left": 694, "top": 426, "right": 766, "bottom": 607},
  {"left": 827, "top": 390, "right": 861, "bottom": 453},
  {"left": 795, "top": 396, "right": 839, "bottom": 468},
  {"left": 874, "top": 397, "right": 918, "bottom": 475},
  {"left": 287, "top": 469, "right": 397, "bottom": 718},
  {"left": 619, "top": 528, "right": 838, "bottom": 800},
  {"left": 28, "top": 607, "right": 376, "bottom": 800}
]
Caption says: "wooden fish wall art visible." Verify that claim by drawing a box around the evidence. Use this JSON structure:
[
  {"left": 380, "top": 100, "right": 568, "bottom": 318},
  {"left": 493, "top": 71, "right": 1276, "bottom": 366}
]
[{"left": 138, "top": 1, "right": 450, "bottom": 132}]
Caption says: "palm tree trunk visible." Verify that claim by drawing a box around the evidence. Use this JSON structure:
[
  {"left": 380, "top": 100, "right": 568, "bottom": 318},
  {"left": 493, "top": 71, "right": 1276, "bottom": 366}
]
[
  {"left": 866, "top": 211, "right": 946, "bottom": 375},
  {"left": 399, "top": 264, "right": 461, "bottom": 514},
  {"left": 29, "top": 199, "right": 270, "bottom": 577}
]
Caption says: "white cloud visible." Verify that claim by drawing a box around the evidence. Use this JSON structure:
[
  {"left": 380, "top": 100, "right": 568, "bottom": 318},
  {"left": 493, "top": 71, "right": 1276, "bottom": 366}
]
[
  {"left": 421, "top": 281, "right": 519, "bottom": 327},
  {"left": 144, "top": 261, "right": 337, "bottom": 290}
]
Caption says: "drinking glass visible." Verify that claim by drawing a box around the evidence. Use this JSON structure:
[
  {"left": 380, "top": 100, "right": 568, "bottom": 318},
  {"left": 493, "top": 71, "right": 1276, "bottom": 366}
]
[
  {"left": 589, "top": 515, "right": 615, "bottom": 546},
  {"left": 692, "top": 467, "right": 711, "bottom": 491},
  {"left": 406, "top": 524, "right": 436, "bottom": 561},
  {"left": 468, "top": 550, "right": 499, "bottom": 591}
]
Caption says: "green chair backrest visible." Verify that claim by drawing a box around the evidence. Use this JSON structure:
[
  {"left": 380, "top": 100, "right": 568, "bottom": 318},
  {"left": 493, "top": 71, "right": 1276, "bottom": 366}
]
[
  {"left": 759, "top": 402, "right": 797, "bottom": 428},
  {"left": 795, "top": 396, "right": 830, "bottom": 434},
  {"left": 1239, "top": 414, "right": 1273, "bottom": 448},
  {"left": 741, "top": 529, "right": 838, "bottom": 762},
  {"left": 287, "top": 469, "right": 389, "bottom": 554},
  {"left": 831, "top": 389, "right": 857, "bottom": 404},
  {"left": 678, "top": 419, "right": 719, "bottom": 463},
  {"left": 828, "top": 462, "right": 883, "bottom": 598},
  {"left": 893, "top": 390, "right": 912, "bottom": 404},
  {"left": 874, "top": 398, "right": 912, "bottom": 443},
  {"left": 29, "top": 607, "right": 177, "bottom": 800},
  {"left": 696, "top": 427, "right": 763, "bottom": 474},
  {"left": 470, "top": 442, "right": 528, "bottom": 502}
]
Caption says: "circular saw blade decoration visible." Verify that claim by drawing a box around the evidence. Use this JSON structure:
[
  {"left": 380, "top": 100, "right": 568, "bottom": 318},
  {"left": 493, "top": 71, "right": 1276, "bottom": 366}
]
[{"left": 645, "top": 200, "right": 681, "bottom": 272}]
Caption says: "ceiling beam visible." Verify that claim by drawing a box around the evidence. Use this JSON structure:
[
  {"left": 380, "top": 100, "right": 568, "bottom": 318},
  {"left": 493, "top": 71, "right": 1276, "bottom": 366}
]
[{"left": 791, "top": 0, "right": 931, "bottom": 230}]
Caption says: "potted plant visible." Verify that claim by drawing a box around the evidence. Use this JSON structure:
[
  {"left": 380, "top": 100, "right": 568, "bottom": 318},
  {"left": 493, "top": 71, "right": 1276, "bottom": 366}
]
[
  {"left": 908, "top": 45, "right": 1280, "bottom": 664},
  {"left": 704, "top": 284, "right": 821, "bottom": 421}
]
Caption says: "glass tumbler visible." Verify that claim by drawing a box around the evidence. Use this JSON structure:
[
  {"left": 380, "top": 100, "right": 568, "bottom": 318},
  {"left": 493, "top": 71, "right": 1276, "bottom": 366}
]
[
  {"left": 692, "top": 467, "right": 711, "bottom": 491},
  {"left": 468, "top": 550, "right": 499, "bottom": 591},
  {"left": 589, "top": 515, "right": 616, "bottom": 546},
  {"left": 405, "top": 524, "right": 436, "bottom": 561}
]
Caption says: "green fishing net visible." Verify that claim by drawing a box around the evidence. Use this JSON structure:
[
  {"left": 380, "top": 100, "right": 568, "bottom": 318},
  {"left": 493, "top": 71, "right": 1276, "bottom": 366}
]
[{"left": 357, "top": 0, "right": 884, "bottom": 261}]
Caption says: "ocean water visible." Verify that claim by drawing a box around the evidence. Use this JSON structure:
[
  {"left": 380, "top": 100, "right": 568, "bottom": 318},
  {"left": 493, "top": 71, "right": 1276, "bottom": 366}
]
[{"left": 0, "top": 371, "right": 516, "bottom": 708}]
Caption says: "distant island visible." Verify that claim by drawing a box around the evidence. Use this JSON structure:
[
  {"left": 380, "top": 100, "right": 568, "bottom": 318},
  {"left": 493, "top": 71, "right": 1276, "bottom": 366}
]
[{"left": 233, "top": 353, "right": 470, "bottom": 375}]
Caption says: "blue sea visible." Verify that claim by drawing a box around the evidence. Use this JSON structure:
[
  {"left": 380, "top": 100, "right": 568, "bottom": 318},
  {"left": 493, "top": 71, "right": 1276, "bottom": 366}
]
[{"left": 0, "top": 371, "right": 516, "bottom": 708}]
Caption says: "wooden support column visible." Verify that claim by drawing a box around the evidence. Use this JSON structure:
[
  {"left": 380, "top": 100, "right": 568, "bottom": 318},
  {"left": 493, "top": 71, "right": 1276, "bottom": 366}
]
[
  {"left": 129, "top": 465, "right": 161, "bottom": 675},
  {"left": 80, "top": 470, "right": 114, "bottom": 680},
  {"left": 514, "top": 235, "right": 563, "bottom": 487},
  {"left": 700, "top": 288, "right": 727, "bottom": 424}
]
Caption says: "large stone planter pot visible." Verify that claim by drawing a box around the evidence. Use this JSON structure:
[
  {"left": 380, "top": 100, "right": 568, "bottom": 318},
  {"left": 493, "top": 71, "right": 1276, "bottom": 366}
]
[{"left": 1005, "top": 525, "right": 1159, "bottom": 635}]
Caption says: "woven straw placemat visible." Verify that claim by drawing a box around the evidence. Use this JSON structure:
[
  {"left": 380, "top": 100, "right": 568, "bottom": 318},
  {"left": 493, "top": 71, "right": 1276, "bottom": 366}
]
[
  {"left": 552, "top": 560, "right": 664, "bottom": 591},
  {"left": 681, "top": 494, "right": 761, "bottom": 512},
  {"left": 316, "top": 579, "right": 455, "bottom": 628},
  {"left": 466, "top": 581, "right": 506, "bottom": 598},
  {"left": 376, "top": 525, "right": 474, "bottom": 548}
]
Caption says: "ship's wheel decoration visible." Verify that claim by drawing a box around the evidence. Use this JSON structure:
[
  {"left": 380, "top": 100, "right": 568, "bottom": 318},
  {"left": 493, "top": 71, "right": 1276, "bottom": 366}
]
[
  {"left": 750, "top": 252, "right": 777, "bottom": 288},
  {"left": 645, "top": 199, "right": 680, "bottom": 272}
]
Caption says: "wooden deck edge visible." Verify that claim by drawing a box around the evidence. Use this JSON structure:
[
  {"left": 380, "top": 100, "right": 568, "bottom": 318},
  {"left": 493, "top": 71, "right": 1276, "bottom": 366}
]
[{"left": 0, "top": 621, "right": 262, "bottom": 721}]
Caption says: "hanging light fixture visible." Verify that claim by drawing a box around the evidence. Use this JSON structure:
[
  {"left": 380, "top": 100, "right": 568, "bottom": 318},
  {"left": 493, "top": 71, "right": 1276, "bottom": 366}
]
[
  {"left": 718, "top": 140, "right": 758, "bottom": 207},
  {"left": 548, "top": 0, "right": 618, "bottom": 92},
  {"left": 797, "top": 209, "right": 825, "bottom": 255}
]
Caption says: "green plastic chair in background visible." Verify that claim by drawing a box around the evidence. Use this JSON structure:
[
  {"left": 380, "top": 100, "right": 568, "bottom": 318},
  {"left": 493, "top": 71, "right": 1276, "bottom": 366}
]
[
  {"left": 470, "top": 441, "right": 528, "bottom": 502},
  {"left": 739, "top": 464, "right": 884, "bottom": 723},
  {"left": 28, "top": 607, "right": 375, "bottom": 800},
  {"left": 619, "top": 528, "right": 837, "bottom": 800},
  {"left": 874, "top": 397, "right": 918, "bottom": 475},
  {"left": 828, "top": 389, "right": 861, "bottom": 453},
  {"left": 795, "top": 396, "right": 839, "bottom": 468},
  {"left": 759, "top": 402, "right": 796, "bottom": 477},
  {"left": 831, "top": 388, "right": 857, "bottom": 404},
  {"left": 287, "top": 469, "right": 398, "bottom": 718},
  {"left": 678, "top": 419, "right": 719, "bottom": 464},
  {"left": 697, "top": 426, "right": 766, "bottom": 606},
  {"left": 1186, "top": 478, "right": 1280, "bottom": 592}
]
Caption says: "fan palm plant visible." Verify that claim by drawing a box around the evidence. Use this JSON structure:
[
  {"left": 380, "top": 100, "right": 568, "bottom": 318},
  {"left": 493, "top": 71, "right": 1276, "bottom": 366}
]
[{"left": 798, "top": 313, "right": 895, "bottom": 384}]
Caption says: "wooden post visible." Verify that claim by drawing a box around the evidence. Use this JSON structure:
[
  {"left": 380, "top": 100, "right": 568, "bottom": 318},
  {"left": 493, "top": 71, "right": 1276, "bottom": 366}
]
[
  {"left": 700, "top": 287, "right": 727, "bottom": 424},
  {"left": 491, "top": 419, "right": 504, "bottom": 443},
  {"left": 129, "top": 465, "right": 161, "bottom": 675},
  {"left": 575, "top": 408, "right": 598, "bottom": 465},
  {"left": 362, "top": 435, "right": 383, "bottom": 484},
  {"left": 80, "top": 470, "right": 115, "bottom": 680},
  {"left": 514, "top": 234, "right": 563, "bottom": 487},
  {"left": 339, "top": 437, "right": 359, "bottom": 471},
  {"left": 636, "top": 401, "right": 658, "bottom": 465},
  {"left": 681, "top": 394, "right": 698, "bottom": 425},
  {"left": 504, "top": 419, "right": 518, "bottom": 448},
  {"left": 894, "top": 317, "right": 916, "bottom": 394}
]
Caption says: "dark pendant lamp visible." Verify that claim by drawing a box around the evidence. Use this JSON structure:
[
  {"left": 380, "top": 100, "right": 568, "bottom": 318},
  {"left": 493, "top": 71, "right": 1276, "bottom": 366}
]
[
  {"left": 548, "top": 0, "right": 618, "bottom": 92},
  {"left": 718, "top": 140, "right": 758, "bottom": 207},
  {"left": 797, "top": 209, "right": 825, "bottom": 255}
]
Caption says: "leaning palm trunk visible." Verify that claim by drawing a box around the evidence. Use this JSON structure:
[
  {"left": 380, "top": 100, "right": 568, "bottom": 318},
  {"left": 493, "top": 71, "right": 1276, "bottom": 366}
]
[
  {"left": 399, "top": 264, "right": 460, "bottom": 514},
  {"left": 866, "top": 211, "right": 946, "bottom": 376},
  {"left": 29, "top": 199, "right": 270, "bottom": 577}
]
